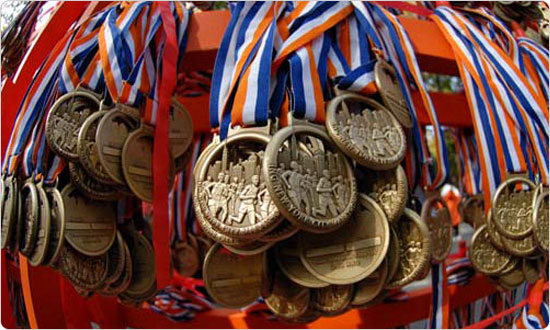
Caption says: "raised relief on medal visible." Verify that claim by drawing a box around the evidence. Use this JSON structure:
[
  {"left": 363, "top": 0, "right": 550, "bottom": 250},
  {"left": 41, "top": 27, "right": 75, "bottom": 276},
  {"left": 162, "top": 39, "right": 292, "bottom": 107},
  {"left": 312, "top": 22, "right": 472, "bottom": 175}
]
[
  {"left": 533, "top": 190, "right": 549, "bottom": 253},
  {"left": 43, "top": 187, "right": 66, "bottom": 266},
  {"left": 28, "top": 184, "right": 51, "bottom": 266},
  {"left": 265, "top": 272, "right": 310, "bottom": 320},
  {"left": 492, "top": 177, "right": 536, "bottom": 239},
  {"left": 96, "top": 106, "right": 140, "bottom": 185},
  {"left": 46, "top": 91, "right": 101, "bottom": 160},
  {"left": 19, "top": 181, "right": 39, "bottom": 256},
  {"left": 299, "top": 194, "right": 390, "bottom": 285},
  {"left": 263, "top": 125, "right": 357, "bottom": 233},
  {"left": 421, "top": 196, "right": 453, "bottom": 263},
  {"left": 374, "top": 59, "right": 413, "bottom": 128},
  {"left": 461, "top": 194, "right": 484, "bottom": 229},
  {"left": 486, "top": 209, "right": 505, "bottom": 251},
  {"left": 310, "top": 284, "right": 353, "bottom": 316},
  {"left": 500, "top": 232, "right": 538, "bottom": 257},
  {"left": 387, "top": 209, "right": 431, "bottom": 288},
  {"left": 469, "top": 225, "right": 511, "bottom": 275},
  {"left": 59, "top": 244, "right": 108, "bottom": 290},
  {"left": 326, "top": 93, "right": 406, "bottom": 170},
  {"left": 78, "top": 110, "right": 115, "bottom": 185},
  {"left": 69, "top": 162, "right": 123, "bottom": 201},
  {"left": 194, "top": 131, "right": 280, "bottom": 239},
  {"left": 356, "top": 165, "right": 408, "bottom": 223}
]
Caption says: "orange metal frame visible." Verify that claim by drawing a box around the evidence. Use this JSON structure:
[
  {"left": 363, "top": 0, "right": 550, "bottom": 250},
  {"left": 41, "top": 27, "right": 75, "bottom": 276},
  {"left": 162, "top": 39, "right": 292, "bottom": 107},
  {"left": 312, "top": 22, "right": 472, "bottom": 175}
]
[{"left": 1, "top": 2, "right": 486, "bottom": 329}]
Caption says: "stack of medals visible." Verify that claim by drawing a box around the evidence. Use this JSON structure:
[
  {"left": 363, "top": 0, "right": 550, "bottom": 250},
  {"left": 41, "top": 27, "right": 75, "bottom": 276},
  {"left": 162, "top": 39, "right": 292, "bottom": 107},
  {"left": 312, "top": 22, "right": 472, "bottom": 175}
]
[
  {"left": 470, "top": 176, "right": 549, "bottom": 290},
  {"left": 192, "top": 62, "right": 435, "bottom": 322}
]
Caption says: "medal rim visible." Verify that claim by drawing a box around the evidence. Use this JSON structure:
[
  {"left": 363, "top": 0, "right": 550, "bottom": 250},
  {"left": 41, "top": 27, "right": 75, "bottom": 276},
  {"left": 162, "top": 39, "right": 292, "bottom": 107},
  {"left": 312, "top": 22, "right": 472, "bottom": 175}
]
[
  {"left": 468, "top": 225, "right": 511, "bottom": 276},
  {"left": 532, "top": 189, "right": 549, "bottom": 253},
  {"left": 44, "top": 187, "right": 66, "bottom": 266},
  {"left": 68, "top": 162, "right": 123, "bottom": 201},
  {"left": 124, "top": 233, "right": 156, "bottom": 296},
  {"left": 351, "top": 258, "right": 388, "bottom": 306},
  {"left": 20, "top": 181, "right": 39, "bottom": 256},
  {"left": 1, "top": 176, "right": 17, "bottom": 250},
  {"left": 28, "top": 182, "right": 52, "bottom": 266}
]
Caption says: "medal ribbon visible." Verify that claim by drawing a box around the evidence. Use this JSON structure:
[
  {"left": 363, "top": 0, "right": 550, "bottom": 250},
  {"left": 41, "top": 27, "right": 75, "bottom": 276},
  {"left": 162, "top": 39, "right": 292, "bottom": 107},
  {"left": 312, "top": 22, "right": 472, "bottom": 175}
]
[
  {"left": 429, "top": 262, "right": 450, "bottom": 329},
  {"left": 456, "top": 131, "right": 481, "bottom": 196}
]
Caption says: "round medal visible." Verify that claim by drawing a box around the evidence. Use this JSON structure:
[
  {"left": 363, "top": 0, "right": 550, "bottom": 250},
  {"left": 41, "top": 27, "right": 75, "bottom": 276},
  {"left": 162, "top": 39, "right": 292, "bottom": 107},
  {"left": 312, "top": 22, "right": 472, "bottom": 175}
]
[
  {"left": 492, "top": 176, "right": 536, "bottom": 239},
  {"left": 58, "top": 244, "right": 108, "bottom": 290},
  {"left": 523, "top": 257, "right": 541, "bottom": 284},
  {"left": 532, "top": 190, "right": 549, "bottom": 253},
  {"left": 387, "top": 209, "right": 431, "bottom": 288},
  {"left": 100, "top": 243, "right": 132, "bottom": 296},
  {"left": 43, "top": 187, "right": 66, "bottom": 266},
  {"left": 325, "top": 93, "right": 406, "bottom": 169},
  {"left": 172, "top": 240, "right": 200, "bottom": 277},
  {"left": 28, "top": 183, "right": 51, "bottom": 266},
  {"left": 259, "top": 219, "right": 299, "bottom": 243},
  {"left": 265, "top": 271, "right": 310, "bottom": 320},
  {"left": 498, "top": 265, "right": 525, "bottom": 289},
  {"left": 469, "top": 225, "right": 511, "bottom": 275},
  {"left": 356, "top": 165, "right": 408, "bottom": 223},
  {"left": 61, "top": 183, "right": 117, "bottom": 256},
  {"left": 500, "top": 233, "right": 538, "bottom": 257},
  {"left": 96, "top": 106, "right": 140, "bottom": 185},
  {"left": 123, "top": 233, "right": 156, "bottom": 297},
  {"left": 386, "top": 226, "right": 400, "bottom": 284},
  {"left": 169, "top": 99, "right": 193, "bottom": 159},
  {"left": 68, "top": 162, "right": 123, "bottom": 201},
  {"left": 203, "top": 243, "right": 264, "bottom": 308},
  {"left": 299, "top": 194, "right": 389, "bottom": 285},
  {"left": 310, "top": 285, "right": 353, "bottom": 316},
  {"left": 45, "top": 90, "right": 101, "bottom": 160},
  {"left": 1, "top": 176, "right": 18, "bottom": 250},
  {"left": 263, "top": 124, "right": 357, "bottom": 233},
  {"left": 421, "top": 195, "right": 453, "bottom": 263},
  {"left": 194, "top": 130, "right": 281, "bottom": 239},
  {"left": 104, "top": 232, "right": 126, "bottom": 284},
  {"left": 19, "top": 181, "right": 39, "bottom": 256},
  {"left": 486, "top": 209, "right": 505, "bottom": 251},
  {"left": 461, "top": 194, "right": 484, "bottom": 229},
  {"left": 374, "top": 59, "right": 413, "bottom": 128},
  {"left": 351, "top": 258, "right": 388, "bottom": 306}
]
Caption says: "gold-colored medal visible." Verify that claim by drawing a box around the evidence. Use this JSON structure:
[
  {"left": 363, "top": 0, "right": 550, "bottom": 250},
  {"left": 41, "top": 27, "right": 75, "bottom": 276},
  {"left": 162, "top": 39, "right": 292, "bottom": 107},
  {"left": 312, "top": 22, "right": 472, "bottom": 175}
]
[
  {"left": 169, "top": 99, "right": 193, "bottom": 160},
  {"left": 492, "top": 176, "right": 536, "bottom": 239},
  {"left": 469, "top": 225, "right": 511, "bottom": 275},
  {"left": 486, "top": 209, "right": 506, "bottom": 251},
  {"left": 19, "top": 180, "right": 39, "bottom": 256},
  {"left": 68, "top": 162, "right": 123, "bottom": 201},
  {"left": 263, "top": 123, "right": 357, "bottom": 233},
  {"left": 259, "top": 219, "right": 299, "bottom": 243},
  {"left": 299, "top": 194, "right": 389, "bottom": 285},
  {"left": 386, "top": 226, "right": 401, "bottom": 283},
  {"left": 172, "top": 238, "right": 200, "bottom": 277},
  {"left": 325, "top": 93, "right": 406, "bottom": 169},
  {"left": 223, "top": 240, "right": 275, "bottom": 256},
  {"left": 104, "top": 232, "right": 126, "bottom": 285},
  {"left": 59, "top": 244, "right": 109, "bottom": 290},
  {"left": 421, "top": 195, "right": 453, "bottom": 263},
  {"left": 310, "top": 285, "right": 353, "bottom": 316},
  {"left": 351, "top": 258, "right": 388, "bottom": 306},
  {"left": 43, "top": 186, "right": 66, "bottom": 266},
  {"left": 460, "top": 194, "right": 484, "bottom": 229},
  {"left": 532, "top": 190, "right": 549, "bottom": 253},
  {"left": 374, "top": 59, "right": 413, "bottom": 128},
  {"left": 265, "top": 271, "right": 310, "bottom": 320},
  {"left": 122, "top": 233, "right": 156, "bottom": 297},
  {"left": 523, "top": 257, "right": 541, "bottom": 284},
  {"left": 501, "top": 233, "right": 538, "bottom": 257},
  {"left": 1, "top": 176, "right": 18, "bottom": 250},
  {"left": 28, "top": 182, "right": 51, "bottom": 266},
  {"left": 100, "top": 242, "right": 132, "bottom": 296}
]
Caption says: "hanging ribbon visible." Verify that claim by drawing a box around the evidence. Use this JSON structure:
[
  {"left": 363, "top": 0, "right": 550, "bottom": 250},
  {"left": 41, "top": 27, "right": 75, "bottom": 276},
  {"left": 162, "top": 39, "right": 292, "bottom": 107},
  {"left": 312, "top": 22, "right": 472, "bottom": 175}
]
[{"left": 429, "top": 262, "right": 450, "bottom": 329}]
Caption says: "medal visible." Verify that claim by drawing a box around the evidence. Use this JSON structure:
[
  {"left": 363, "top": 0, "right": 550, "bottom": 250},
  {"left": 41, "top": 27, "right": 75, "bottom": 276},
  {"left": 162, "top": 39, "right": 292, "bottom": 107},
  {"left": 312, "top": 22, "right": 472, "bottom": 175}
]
[
  {"left": 486, "top": 210, "right": 506, "bottom": 251},
  {"left": 68, "top": 162, "right": 123, "bottom": 201},
  {"left": 77, "top": 110, "right": 117, "bottom": 185},
  {"left": 523, "top": 257, "right": 541, "bottom": 284},
  {"left": 460, "top": 194, "right": 484, "bottom": 229},
  {"left": 263, "top": 123, "right": 357, "bottom": 233},
  {"left": 421, "top": 195, "right": 453, "bottom": 263},
  {"left": 100, "top": 243, "right": 132, "bottom": 297},
  {"left": 121, "top": 232, "right": 156, "bottom": 298},
  {"left": 45, "top": 90, "right": 102, "bottom": 160},
  {"left": 298, "top": 194, "right": 389, "bottom": 285},
  {"left": 310, "top": 285, "right": 353, "bottom": 316},
  {"left": 469, "top": 225, "right": 511, "bottom": 275},
  {"left": 61, "top": 183, "right": 117, "bottom": 256},
  {"left": 532, "top": 189, "right": 549, "bottom": 253},
  {"left": 1, "top": 176, "right": 18, "bottom": 250},
  {"left": 43, "top": 186, "right": 66, "bottom": 266},
  {"left": 19, "top": 180, "right": 39, "bottom": 256},
  {"left": 265, "top": 271, "right": 310, "bottom": 321},
  {"left": 194, "top": 129, "right": 281, "bottom": 239},
  {"left": 374, "top": 59, "right": 413, "bottom": 128},
  {"left": 169, "top": 99, "right": 193, "bottom": 161},
  {"left": 387, "top": 209, "right": 431, "bottom": 288},
  {"left": 95, "top": 105, "right": 141, "bottom": 186},
  {"left": 58, "top": 244, "right": 109, "bottom": 291},
  {"left": 500, "top": 232, "right": 538, "bottom": 257},
  {"left": 385, "top": 226, "right": 401, "bottom": 285},
  {"left": 203, "top": 243, "right": 264, "bottom": 308},
  {"left": 223, "top": 240, "right": 274, "bottom": 256},
  {"left": 258, "top": 219, "right": 299, "bottom": 243},
  {"left": 172, "top": 236, "right": 200, "bottom": 277},
  {"left": 28, "top": 181, "right": 51, "bottom": 266},
  {"left": 351, "top": 258, "right": 388, "bottom": 306},
  {"left": 356, "top": 165, "right": 408, "bottom": 223},
  {"left": 492, "top": 176, "right": 536, "bottom": 239},
  {"left": 498, "top": 265, "right": 525, "bottom": 289},
  {"left": 274, "top": 234, "right": 329, "bottom": 289},
  {"left": 325, "top": 93, "right": 406, "bottom": 170},
  {"left": 104, "top": 232, "right": 126, "bottom": 285}
]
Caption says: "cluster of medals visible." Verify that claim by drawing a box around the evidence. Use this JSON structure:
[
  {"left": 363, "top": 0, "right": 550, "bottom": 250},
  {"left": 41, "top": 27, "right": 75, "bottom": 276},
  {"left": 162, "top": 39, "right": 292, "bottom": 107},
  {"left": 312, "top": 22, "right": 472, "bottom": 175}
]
[
  {"left": 493, "top": 1, "right": 549, "bottom": 43},
  {"left": 1, "top": 87, "right": 194, "bottom": 305},
  {"left": 191, "top": 62, "right": 453, "bottom": 322},
  {"left": 468, "top": 176, "right": 549, "bottom": 290}
]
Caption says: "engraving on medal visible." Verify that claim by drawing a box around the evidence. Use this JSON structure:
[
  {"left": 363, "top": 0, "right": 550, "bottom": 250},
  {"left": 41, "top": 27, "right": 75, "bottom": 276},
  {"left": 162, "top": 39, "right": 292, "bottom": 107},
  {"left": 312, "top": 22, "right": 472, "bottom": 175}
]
[
  {"left": 59, "top": 244, "right": 108, "bottom": 290},
  {"left": 492, "top": 177, "right": 536, "bottom": 239},
  {"left": 486, "top": 209, "right": 505, "bottom": 251},
  {"left": 46, "top": 91, "right": 101, "bottom": 160},
  {"left": 500, "top": 232, "right": 538, "bottom": 257},
  {"left": 326, "top": 93, "right": 406, "bottom": 170},
  {"left": 469, "top": 225, "right": 511, "bottom": 275},
  {"left": 387, "top": 209, "right": 431, "bottom": 288},
  {"left": 357, "top": 165, "right": 408, "bottom": 223},
  {"left": 265, "top": 271, "right": 310, "bottom": 320},
  {"left": 299, "top": 194, "right": 389, "bottom": 285},
  {"left": 263, "top": 125, "right": 357, "bottom": 233},
  {"left": 421, "top": 196, "right": 453, "bottom": 263},
  {"left": 69, "top": 162, "right": 123, "bottom": 201},
  {"left": 61, "top": 184, "right": 117, "bottom": 256},
  {"left": 374, "top": 59, "right": 413, "bottom": 128},
  {"left": 28, "top": 183, "right": 51, "bottom": 266},
  {"left": 533, "top": 190, "right": 549, "bottom": 253},
  {"left": 259, "top": 219, "right": 299, "bottom": 243},
  {"left": 311, "top": 285, "right": 353, "bottom": 316},
  {"left": 20, "top": 181, "right": 39, "bottom": 256},
  {"left": 194, "top": 131, "right": 280, "bottom": 239},
  {"left": 44, "top": 187, "right": 66, "bottom": 266}
]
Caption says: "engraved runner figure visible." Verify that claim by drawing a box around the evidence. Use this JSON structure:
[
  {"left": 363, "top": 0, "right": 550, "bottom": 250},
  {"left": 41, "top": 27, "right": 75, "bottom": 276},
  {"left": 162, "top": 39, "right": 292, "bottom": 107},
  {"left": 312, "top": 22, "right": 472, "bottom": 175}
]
[
  {"left": 313, "top": 170, "right": 338, "bottom": 217},
  {"left": 231, "top": 175, "right": 261, "bottom": 225},
  {"left": 207, "top": 173, "right": 229, "bottom": 223},
  {"left": 281, "top": 161, "right": 304, "bottom": 209}
]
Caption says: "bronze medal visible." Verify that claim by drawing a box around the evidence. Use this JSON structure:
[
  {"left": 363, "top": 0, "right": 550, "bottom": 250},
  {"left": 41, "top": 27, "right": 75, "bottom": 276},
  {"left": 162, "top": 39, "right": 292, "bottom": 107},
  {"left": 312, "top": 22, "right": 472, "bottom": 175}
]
[
  {"left": 77, "top": 110, "right": 116, "bottom": 185},
  {"left": 223, "top": 240, "right": 275, "bottom": 256},
  {"left": 325, "top": 93, "right": 406, "bottom": 170},
  {"left": 501, "top": 233, "right": 538, "bottom": 257},
  {"left": 172, "top": 238, "right": 200, "bottom": 277},
  {"left": 1, "top": 176, "right": 18, "bottom": 250},
  {"left": 469, "top": 225, "right": 511, "bottom": 275},
  {"left": 265, "top": 271, "right": 310, "bottom": 321},
  {"left": 100, "top": 242, "right": 132, "bottom": 296},
  {"left": 45, "top": 90, "right": 101, "bottom": 160},
  {"left": 123, "top": 233, "right": 156, "bottom": 297},
  {"left": 61, "top": 183, "right": 117, "bottom": 256},
  {"left": 461, "top": 194, "right": 484, "bottom": 229},
  {"left": 374, "top": 59, "right": 413, "bottom": 128},
  {"left": 120, "top": 280, "right": 158, "bottom": 304},
  {"left": 386, "top": 226, "right": 400, "bottom": 284},
  {"left": 284, "top": 308, "right": 320, "bottom": 324},
  {"left": 274, "top": 234, "right": 329, "bottom": 289},
  {"left": 96, "top": 105, "right": 140, "bottom": 185},
  {"left": 203, "top": 243, "right": 264, "bottom": 308},
  {"left": 59, "top": 244, "right": 108, "bottom": 290},
  {"left": 387, "top": 209, "right": 431, "bottom": 288},
  {"left": 498, "top": 264, "right": 525, "bottom": 289},
  {"left": 43, "top": 187, "right": 66, "bottom": 266},
  {"left": 28, "top": 182, "right": 51, "bottom": 266},
  {"left": 498, "top": 256, "right": 520, "bottom": 276},
  {"left": 195, "top": 203, "right": 253, "bottom": 246},
  {"left": 310, "top": 285, "right": 353, "bottom": 316},
  {"left": 263, "top": 123, "right": 357, "bottom": 233},
  {"left": 351, "top": 258, "right": 388, "bottom": 306},
  {"left": 299, "top": 194, "right": 390, "bottom": 285},
  {"left": 19, "top": 181, "right": 39, "bottom": 256},
  {"left": 169, "top": 99, "right": 193, "bottom": 160},
  {"left": 259, "top": 219, "right": 299, "bottom": 243},
  {"left": 357, "top": 165, "right": 408, "bottom": 223},
  {"left": 486, "top": 209, "right": 505, "bottom": 251},
  {"left": 421, "top": 195, "right": 453, "bottom": 263},
  {"left": 532, "top": 190, "right": 549, "bottom": 253},
  {"left": 104, "top": 232, "right": 126, "bottom": 284},
  {"left": 194, "top": 129, "right": 281, "bottom": 239},
  {"left": 121, "top": 125, "right": 175, "bottom": 202},
  {"left": 68, "top": 162, "right": 123, "bottom": 201},
  {"left": 492, "top": 176, "right": 536, "bottom": 239},
  {"left": 523, "top": 257, "right": 541, "bottom": 284}
]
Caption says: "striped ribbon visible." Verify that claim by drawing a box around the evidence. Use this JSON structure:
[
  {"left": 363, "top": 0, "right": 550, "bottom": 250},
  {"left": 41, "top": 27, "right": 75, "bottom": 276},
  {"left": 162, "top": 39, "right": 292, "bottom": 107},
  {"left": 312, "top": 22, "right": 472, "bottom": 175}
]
[
  {"left": 456, "top": 131, "right": 481, "bottom": 196},
  {"left": 429, "top": 262, "right": 450, "bottom": 329}
]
